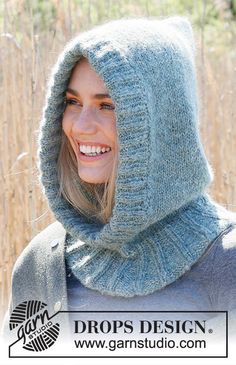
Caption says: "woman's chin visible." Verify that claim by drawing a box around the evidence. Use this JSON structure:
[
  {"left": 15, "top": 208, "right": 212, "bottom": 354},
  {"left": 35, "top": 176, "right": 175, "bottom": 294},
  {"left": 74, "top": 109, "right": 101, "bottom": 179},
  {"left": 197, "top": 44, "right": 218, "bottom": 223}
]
[{"left": 78, "top": 171, "right": 106, "bottom": 184}]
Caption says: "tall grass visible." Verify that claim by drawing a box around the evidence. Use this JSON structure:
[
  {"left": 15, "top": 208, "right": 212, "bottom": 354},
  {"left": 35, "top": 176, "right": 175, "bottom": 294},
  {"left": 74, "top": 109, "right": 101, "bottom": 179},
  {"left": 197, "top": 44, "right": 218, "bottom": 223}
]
[{"left": 0, "top": 0, "right": 236, "bottom": 323}]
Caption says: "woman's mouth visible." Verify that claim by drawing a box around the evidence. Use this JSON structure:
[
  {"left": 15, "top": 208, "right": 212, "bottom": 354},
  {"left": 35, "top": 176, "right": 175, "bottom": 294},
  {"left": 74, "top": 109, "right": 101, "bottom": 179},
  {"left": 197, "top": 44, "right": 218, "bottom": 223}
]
[{"left": 78, "top": 146, "right": 112, "bottom": 162}]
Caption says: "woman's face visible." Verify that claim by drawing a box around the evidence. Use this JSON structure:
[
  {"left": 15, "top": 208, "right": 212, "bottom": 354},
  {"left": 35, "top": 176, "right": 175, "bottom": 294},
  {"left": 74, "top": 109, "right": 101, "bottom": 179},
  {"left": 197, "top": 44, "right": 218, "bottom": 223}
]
[{"left": 62, "top": 58, "right": 117, "bottom": 184}]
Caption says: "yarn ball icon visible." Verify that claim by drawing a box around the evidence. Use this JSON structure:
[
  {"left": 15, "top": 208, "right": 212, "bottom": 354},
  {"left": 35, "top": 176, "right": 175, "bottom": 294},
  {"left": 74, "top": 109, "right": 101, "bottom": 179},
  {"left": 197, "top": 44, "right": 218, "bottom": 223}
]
[{"left": 9, "top": 300, "right": 60, "bottom": 351}]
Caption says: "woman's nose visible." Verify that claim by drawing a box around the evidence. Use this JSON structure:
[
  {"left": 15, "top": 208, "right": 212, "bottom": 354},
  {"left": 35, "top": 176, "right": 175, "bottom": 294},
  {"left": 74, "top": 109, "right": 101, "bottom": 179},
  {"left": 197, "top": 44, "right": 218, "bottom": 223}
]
[{"left": 72, "top": 108, "right": 97, "bottom": 134}]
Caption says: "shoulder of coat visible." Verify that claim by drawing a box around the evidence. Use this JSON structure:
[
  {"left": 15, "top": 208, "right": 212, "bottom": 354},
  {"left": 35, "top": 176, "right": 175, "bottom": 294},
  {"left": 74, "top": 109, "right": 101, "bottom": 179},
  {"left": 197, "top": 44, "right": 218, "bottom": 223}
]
[
  {"left": 26, "top": 220, "right": 66, "bottom": 249},
  {"left": 13, "top": 221, "right": 66, "bottom": 270}
]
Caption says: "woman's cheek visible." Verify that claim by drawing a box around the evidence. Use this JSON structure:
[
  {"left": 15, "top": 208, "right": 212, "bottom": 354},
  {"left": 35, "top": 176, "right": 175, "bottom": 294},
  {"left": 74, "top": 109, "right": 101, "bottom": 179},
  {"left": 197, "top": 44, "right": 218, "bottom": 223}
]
[{"left": 62, "top": 115, "right": 71, "bottom": 135}]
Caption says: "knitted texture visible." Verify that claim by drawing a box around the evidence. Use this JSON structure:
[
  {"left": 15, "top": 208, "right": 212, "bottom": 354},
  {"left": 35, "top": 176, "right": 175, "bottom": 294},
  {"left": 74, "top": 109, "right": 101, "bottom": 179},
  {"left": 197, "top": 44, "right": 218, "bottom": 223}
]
[{"left": 37, "top": 16, "right": 236, "bottom": 297}]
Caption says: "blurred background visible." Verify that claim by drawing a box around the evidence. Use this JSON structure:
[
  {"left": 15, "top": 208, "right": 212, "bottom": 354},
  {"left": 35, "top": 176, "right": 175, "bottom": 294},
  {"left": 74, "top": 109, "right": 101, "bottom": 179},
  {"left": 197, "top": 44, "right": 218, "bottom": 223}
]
[{"left": 0, "top": 0, "right": 236, "bottom": 323}]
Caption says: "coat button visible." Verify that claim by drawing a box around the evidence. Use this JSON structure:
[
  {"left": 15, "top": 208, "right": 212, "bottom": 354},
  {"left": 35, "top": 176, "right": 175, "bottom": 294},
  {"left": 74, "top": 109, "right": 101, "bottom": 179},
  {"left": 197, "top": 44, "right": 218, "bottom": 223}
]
[
  {"left": 51, "top": 239, "right": 59, "bottom": 248},
  {"left": 54, "top": 301, "right": 61, "bottom": 312}
]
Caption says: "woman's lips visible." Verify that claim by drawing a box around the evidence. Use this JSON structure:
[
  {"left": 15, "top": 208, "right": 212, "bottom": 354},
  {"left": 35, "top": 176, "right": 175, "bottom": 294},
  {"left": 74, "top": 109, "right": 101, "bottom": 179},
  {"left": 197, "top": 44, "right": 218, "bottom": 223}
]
[{"left": 78, "top": 148, "right": 112, "bottom": 162}]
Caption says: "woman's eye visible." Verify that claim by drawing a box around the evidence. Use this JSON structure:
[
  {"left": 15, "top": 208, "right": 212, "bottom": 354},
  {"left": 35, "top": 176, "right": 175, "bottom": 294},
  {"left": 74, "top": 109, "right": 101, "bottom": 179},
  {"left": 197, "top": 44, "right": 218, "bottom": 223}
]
[
  {"left": 100, "top": 103, "right": 115, "bottom": 111},
  {"left": 65, "top": 98, "right": 115, "bottom": 111},
  {"left": 65, "top": 98, "right": 80, "bottom": 106}
]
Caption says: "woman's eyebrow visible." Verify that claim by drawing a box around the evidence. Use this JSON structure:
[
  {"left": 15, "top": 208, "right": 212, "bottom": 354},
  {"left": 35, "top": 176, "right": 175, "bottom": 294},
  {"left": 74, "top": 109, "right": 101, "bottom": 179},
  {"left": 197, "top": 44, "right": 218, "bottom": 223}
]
[{"left": 66, "top": 87, "right": 111, "bottom": 99}]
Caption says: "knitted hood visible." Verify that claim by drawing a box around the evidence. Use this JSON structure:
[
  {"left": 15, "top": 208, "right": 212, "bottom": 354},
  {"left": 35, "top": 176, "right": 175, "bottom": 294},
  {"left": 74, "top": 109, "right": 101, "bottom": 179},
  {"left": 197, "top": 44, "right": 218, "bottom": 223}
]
[{"left": 37, "top": 16, "right": 235, "bottom": 297}]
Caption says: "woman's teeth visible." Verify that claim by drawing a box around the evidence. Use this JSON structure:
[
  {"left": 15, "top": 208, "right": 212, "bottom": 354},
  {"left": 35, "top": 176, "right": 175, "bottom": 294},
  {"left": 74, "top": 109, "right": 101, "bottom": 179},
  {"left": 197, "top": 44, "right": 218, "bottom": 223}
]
[{"left": 79, "top": 145, "right": 111, "bottom": 156}]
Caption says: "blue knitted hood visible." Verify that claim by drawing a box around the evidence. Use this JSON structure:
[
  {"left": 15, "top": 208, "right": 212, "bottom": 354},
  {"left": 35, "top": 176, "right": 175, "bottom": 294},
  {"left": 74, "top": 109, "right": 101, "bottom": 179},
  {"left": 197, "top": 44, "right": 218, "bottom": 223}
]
[{"left": 37, "top": 16, "right": 236, "bottom": 296}]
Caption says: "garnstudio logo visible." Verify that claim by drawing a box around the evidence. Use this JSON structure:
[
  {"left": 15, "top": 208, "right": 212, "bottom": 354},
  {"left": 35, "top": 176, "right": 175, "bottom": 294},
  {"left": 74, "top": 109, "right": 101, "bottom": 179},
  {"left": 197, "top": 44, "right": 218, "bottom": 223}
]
[{"left": 9, "top": 300, "right": 60, "bottom": 352}]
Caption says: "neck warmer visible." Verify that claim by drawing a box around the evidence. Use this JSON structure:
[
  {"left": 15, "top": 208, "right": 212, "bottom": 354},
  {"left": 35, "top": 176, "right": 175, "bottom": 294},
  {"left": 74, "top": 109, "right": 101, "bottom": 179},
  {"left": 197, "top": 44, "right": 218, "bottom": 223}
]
[{"left": 37, "top": 16, "right": 236, "bottom": 297}]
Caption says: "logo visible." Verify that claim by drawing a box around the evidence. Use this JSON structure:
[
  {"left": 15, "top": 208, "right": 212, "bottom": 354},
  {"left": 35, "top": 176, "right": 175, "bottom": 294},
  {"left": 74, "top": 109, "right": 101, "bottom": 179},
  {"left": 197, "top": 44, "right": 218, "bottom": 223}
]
[{"left": 9, "top": 300, "right": 60, "bottom": 352}]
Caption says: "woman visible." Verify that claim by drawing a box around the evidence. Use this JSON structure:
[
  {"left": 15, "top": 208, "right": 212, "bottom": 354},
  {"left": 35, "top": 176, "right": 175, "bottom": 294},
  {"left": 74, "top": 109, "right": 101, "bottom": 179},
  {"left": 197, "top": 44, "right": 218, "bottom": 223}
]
[{"left": 2, "top": 16, "right": 236, "bottom": 343}]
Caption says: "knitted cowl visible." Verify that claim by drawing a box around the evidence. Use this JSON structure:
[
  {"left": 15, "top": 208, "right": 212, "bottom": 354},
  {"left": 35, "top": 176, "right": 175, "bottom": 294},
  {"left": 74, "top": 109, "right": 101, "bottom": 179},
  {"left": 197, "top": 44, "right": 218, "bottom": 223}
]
[{"left": 37, "top": 16, "right": 236, "bottom": 297}]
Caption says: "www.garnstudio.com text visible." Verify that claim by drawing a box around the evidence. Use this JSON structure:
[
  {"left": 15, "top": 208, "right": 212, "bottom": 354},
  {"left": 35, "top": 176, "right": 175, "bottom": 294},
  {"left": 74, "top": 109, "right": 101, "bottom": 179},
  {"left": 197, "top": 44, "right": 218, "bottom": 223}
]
[{"left": 73, "top": 337, "right": 206, "bottom": 351}]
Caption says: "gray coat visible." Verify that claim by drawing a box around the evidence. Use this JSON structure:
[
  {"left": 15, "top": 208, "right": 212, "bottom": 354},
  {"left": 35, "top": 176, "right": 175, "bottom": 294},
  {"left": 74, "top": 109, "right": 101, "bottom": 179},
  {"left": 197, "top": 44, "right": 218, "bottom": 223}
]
[{"left": 1, "top": 221, "right": 71, "bottom": 342}]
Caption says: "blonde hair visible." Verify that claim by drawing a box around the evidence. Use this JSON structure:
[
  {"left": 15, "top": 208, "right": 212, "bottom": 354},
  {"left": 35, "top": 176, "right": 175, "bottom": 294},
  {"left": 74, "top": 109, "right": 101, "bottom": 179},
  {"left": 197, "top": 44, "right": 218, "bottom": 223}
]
[{"left": 57, "top": 56, "right": 119, "bottom": 225}]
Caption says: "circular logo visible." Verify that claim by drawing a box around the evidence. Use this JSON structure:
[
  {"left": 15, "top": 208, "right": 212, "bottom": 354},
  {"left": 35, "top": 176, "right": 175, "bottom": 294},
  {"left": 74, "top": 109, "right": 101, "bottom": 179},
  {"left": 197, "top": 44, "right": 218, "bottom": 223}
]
[{"left": 9, "top": 300, "right": 60, "bottom": 351}]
